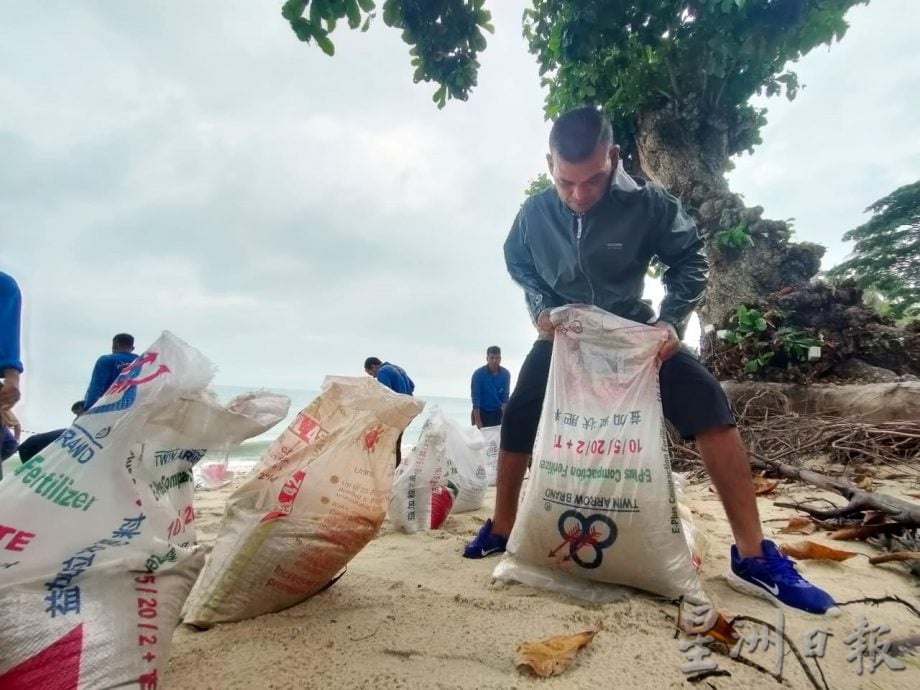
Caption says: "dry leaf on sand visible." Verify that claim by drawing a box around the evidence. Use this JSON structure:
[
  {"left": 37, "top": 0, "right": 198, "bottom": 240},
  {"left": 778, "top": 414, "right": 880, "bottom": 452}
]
[
  {"left": 862, "top": 511, "right": 886, "bottom": 525},
  {"left": 516, "top": 630, "right": 597, "bottom": 677},
  {"left": 868, "top": 551, "right": 920, "bottom": 566},
  {"left": 710, "top": 477, "right": 777, "bottom": 497},
  {"left": 855, "top": 476, "right": 874, "bottom": 490},
  {"left": 780, "top": 540, "right": 859, "bottom": 561},
  {"left": 778, "top": 516, "right": 816, "bottom": 535},
  {"left": 753, "top": 478, "right": 779, "bottom": 495},
  {"left": 830, "top": 524, "right": 897, "bottom": 541},
  {"left": 704, "top": 612, "right": 739, "bottom": 645}
]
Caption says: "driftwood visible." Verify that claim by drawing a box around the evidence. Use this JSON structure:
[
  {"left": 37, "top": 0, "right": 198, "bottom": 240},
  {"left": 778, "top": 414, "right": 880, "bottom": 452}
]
[{"left": 748, "top": 453, "right": 920, "bottom": 525}]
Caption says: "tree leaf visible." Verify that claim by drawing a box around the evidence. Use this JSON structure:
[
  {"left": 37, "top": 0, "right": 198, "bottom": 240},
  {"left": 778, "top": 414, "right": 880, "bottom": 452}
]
[
  {"left": 345, "top": 0, "right": 361, "bottom": 29},
  {"left": 778, "top": 516, "right": 816, "bottom": 535},
  {"left": 382, "top": 0, "right": 397, "bottom": 27},
  {"left": 516, "top": 630, "right": 597, "bottom": 677},
  {"left": 281, "top": 0, "right": 308, "bottom": 22},
  {"left": 315, "top": 33, "right": 335, "bottom": 56},
  {"left": 779, "top": 540, "right": 859, "bottom": 561}
]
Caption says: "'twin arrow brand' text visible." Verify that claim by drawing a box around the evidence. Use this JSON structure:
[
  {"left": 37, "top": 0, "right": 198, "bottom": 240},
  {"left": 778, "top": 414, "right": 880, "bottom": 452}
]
[{"left": 13, "top": 457, "right": 98, "bottom": 512}]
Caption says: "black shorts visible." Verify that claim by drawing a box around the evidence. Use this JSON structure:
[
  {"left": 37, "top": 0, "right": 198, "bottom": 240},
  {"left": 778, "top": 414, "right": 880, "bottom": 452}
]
[
  {"left": 472, "top": 408, "right": 503, "bottom": 428},
  {"left": 500, "top": 340, "right": 735, "bottom": 454}
]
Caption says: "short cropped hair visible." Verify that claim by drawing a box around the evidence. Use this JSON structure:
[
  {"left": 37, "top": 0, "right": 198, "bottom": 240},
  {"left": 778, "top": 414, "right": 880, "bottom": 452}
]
[
  {"left": 549, "top": 106, "right": 614, "bottom": 163},
  {"left": 486, "top": 346, "right": 501, "bottom": 356},
  {"left": 112, "top": 333, "right": 134, "bottom": 349},
  {"left": 364, "top": 356, "right": 382, "bottom": 370}
]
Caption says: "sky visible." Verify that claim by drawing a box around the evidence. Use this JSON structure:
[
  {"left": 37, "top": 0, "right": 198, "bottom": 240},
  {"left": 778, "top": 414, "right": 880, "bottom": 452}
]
[{"left": 2, "top": 0, "right": 918, "bottom": 431}]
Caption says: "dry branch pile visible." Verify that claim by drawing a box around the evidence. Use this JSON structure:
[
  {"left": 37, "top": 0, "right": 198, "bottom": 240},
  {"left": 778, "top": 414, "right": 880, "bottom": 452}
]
[{"left": 669, "top": 415, "right": 920, "bottom": 476}]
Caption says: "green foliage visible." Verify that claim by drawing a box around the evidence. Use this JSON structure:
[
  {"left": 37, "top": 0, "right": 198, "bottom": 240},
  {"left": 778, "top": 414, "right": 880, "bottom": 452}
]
[
  {"left": 775, "top": 326, "right": 821, "bottom": 362},
  {"left": 725, "top": 304, "right": 768, "bottom": 341},
  {"left": 281, "top": 0, "right": 494, "bottom": 107},
  {"left": 282, "top": 1, "right": 869, "bottom": 177},
  {"left": 826, "top": 180, "right": 920, "bottom": 319},
  {"left": 524, "top": 172, "right": 552, "bottom": 199},
  {"left": 715, "top": 222, "right": 753, "bottom": 250},
  {"left": 523, "top": 0, "right": 867, "bottom": 164},
  {"left": 718, "top": 305, "right": 821, "bottom": 374},
  {"left": 720, "top": 304, "right": 773, "bottom": 372}
]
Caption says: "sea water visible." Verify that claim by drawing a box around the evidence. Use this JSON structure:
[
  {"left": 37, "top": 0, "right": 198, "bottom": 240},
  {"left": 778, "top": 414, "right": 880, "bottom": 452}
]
[{"left": 211, "top": 384, "right": 473, "bottom": 469}]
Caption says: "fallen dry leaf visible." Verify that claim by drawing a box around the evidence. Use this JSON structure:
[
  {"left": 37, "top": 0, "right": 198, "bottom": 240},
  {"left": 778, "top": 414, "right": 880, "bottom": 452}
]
[
  {"left": 780, "top": 540, "right": 859, "bottom": 561},
  {"left": 830, "top": 523, "right": 899, "bottom": 541},
  {"left": 862, "top": 511, "right": 886, "bottom": 525},
  {"left": 778, "top": 516, "right": 817, "bottom": 535},
  {"left": 855, "top": 476, "right": 874, "bottom": 491},
  {"left": 705, "top": 612, "right": 740, "bottom": 645},
  {"left": 516, "top": 630, "right": 597, "bottom": 677},
  {"left": 868, "top": 551, "right": 920, "bottom": 566},
  {"left": 753, "top": 478, "right": 779, "bottom": 496}
]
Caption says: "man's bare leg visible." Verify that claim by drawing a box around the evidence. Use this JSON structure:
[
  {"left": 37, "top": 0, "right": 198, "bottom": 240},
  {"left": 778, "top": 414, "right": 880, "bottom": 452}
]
[
  {"left": 490, "top": 450, "right": 530, "bottom": 537},
  {"left": 695, "top": 424, "right": 764, "bottom": 558}
]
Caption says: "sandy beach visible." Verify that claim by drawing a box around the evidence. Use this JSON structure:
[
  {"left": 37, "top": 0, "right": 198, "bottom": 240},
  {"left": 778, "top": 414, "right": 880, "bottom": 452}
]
[{"left": 166, "top": 467, "right": 920, "bottom": 689}]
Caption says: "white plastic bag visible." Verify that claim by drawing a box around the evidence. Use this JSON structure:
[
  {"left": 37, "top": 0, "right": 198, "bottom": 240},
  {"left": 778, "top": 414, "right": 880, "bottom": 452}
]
[
  {"left": 388, "top": 409, "right": 453, "bottom": 533},
  {"left": 194, "top": 392, "right": 292, "bottom": 490},
  {"left": 0, "top": 332, "right": 288, "bottom": 689},
  {"left": 494, "top": 307, "right": 708, "bottom": 604},
  {"left": 479, "top": 425, "right": 501, "bottom": 486},
  {"left": 443, "top": 419, "right": 488, "bottom": 513},
  {"left": 183, "top": 376, "right": 423, "bottom": 628}
]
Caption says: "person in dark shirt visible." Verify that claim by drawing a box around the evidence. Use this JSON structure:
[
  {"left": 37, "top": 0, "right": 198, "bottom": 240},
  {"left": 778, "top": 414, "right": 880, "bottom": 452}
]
[
  {"left": 462, "top": 106, "right": 837, "bottom": 616},
  {"left": 470, "top": 346, "right": 511, "bottom": 428},
  {"left": 82, "top": 333, "right": 139, "bottom": 410},
  {"left": 15, "top": 400, "right": 86, "bottom": 465}
]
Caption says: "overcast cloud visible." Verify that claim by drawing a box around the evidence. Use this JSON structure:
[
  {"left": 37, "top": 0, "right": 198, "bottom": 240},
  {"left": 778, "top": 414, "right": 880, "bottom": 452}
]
[{"left": 1, "top": 0, "right": 917, "bottom": 430}]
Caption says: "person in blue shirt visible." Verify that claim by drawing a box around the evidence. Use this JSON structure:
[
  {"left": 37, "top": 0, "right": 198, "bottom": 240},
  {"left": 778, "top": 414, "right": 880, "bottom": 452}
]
[
  {"left": 82, "top": 333, "right": 139, "bottom": 410},
  {"left": 470, "top": 346, "right": 511, "bottom": 428},
  {"left": 0, "top": 271, "right": 23, "bottom": 411},
  {"left": 363, "top": 357, "right": 415, "bottom": 395},
  {"left": 364, "top": 356, "right": 415, "bottom": 466}
]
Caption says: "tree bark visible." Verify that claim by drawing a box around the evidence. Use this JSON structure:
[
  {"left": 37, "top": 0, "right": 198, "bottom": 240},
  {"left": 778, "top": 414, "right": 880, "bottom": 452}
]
[{"left": 634, "top": 106, "right": 825, "bottom": 332}]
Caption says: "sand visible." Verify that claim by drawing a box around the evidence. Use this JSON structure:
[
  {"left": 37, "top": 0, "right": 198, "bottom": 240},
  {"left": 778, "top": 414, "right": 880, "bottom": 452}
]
[{"left": 166, "top": 469, "right": 920, "bottom": 689}]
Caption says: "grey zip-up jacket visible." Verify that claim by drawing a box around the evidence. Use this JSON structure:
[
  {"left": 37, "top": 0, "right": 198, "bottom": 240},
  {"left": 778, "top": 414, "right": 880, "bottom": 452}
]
[{"left": 504, "top": 177, "right": 708, "bottom": 337}]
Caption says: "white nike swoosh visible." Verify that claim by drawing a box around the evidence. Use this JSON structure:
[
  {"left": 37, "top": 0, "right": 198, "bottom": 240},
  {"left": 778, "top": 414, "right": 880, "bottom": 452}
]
[
  {"left": 480, "top": 547, "right": 502, "bottom": 557},
  {"left": 751, "top": 577, "right": 780, "bottom": 596}
]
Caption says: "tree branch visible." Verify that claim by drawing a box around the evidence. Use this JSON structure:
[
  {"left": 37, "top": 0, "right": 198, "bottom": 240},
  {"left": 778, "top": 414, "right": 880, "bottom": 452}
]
[{"left": 750, "top": 453, "right": 920, "bottom": 526}]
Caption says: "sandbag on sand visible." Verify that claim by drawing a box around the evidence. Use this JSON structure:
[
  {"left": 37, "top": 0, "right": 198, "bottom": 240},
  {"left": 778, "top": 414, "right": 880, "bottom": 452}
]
[
  {"left": 183, "top": 376, "right": 423, "bottom": 628},
  {"left": 494, "top": 307, "right": 709, "bottom": 605},
  {"left": 0, "top": 332, "right": 287, "bottom": 689}
]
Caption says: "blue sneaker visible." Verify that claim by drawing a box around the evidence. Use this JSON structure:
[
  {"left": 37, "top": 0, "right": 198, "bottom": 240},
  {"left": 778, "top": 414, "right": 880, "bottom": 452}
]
[
  {"left": 727, "top": 540, "right": 840, "bottom": 616},
  {"left": 463, "top": 519, "right": 508, "bottom": 559}
]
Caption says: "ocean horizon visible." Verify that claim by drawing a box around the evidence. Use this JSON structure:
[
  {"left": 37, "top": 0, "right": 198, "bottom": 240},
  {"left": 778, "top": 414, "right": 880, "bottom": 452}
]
[
  {"left": 10, "top": 381, "right": 473, "bottom": 470},
  {"left": 210, "top": 384, "right": 473, "bottom": 466}
]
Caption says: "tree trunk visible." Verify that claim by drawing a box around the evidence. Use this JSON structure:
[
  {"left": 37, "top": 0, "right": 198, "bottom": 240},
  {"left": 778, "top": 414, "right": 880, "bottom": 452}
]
[{"left": 634, "top": 107, "right": 825, "bottom": 332}]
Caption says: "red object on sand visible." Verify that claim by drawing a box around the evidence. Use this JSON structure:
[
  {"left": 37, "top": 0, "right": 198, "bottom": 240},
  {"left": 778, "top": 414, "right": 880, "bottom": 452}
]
[{"left": 430, "top": 486, "right": 454, "bottom": 529}]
